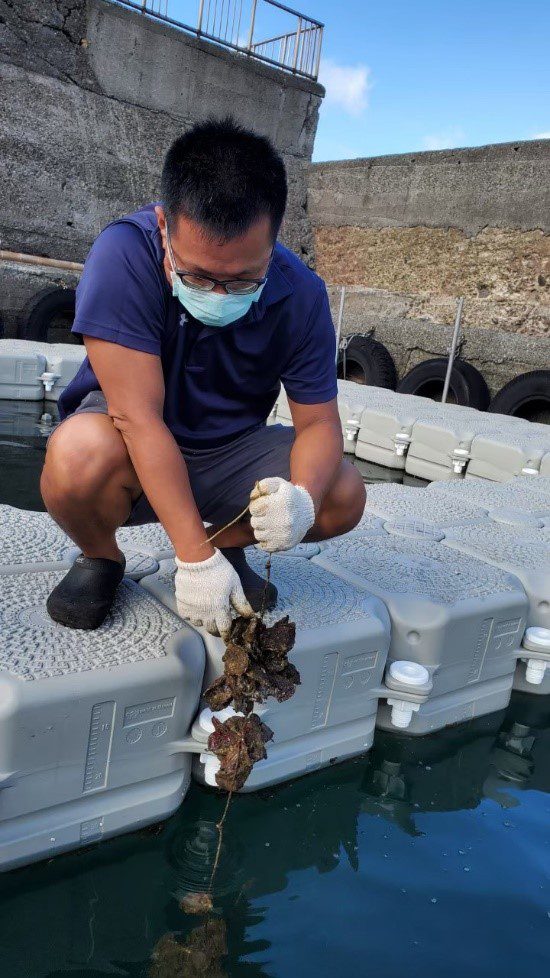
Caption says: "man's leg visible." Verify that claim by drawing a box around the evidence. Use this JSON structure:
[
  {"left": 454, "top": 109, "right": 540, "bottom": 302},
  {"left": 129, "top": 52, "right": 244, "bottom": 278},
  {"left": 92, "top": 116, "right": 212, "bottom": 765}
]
[
  {"left": 41, "top": 413, "right": 143, "bottom": 628},
  {"left": 209, "top": 459, "right": 365, "bottom": 548}
]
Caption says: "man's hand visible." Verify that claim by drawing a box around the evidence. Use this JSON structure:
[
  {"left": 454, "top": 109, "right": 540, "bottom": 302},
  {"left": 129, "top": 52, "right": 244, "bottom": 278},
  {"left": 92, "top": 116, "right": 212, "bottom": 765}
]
[
  {"left": 249, "top": 477, "right": 315, "bottom": 552},
  {"left": 175, "top": 549, "right": 254, "bottom": 638}
]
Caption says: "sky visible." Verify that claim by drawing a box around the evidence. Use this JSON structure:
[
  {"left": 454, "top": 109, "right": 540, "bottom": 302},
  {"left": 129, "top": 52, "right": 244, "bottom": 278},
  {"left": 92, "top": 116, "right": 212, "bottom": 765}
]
[{"left": 310, "top": 0, "right": 550, "bottom": 161}]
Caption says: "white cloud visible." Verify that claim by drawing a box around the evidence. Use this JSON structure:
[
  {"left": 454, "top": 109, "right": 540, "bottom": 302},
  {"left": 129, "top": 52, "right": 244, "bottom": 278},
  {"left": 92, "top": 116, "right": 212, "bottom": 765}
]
[
  {"left": 319, "top": 59, "right": 372, "bottom": 116},
  {"left": 532, "top": 131, "right": 550, "bottom": 139},
  {"left": 422, "top": 127, "right": 466, "bottom": 151}
]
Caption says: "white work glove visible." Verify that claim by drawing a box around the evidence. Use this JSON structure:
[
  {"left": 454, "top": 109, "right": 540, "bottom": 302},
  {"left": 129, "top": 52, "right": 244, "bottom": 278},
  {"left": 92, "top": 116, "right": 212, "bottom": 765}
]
[
  {"left": 175, "top": 549, "right": 254, "bottom": 638},
  {"left": 249, "top": 477, "right": 316, "bottom": 552}
]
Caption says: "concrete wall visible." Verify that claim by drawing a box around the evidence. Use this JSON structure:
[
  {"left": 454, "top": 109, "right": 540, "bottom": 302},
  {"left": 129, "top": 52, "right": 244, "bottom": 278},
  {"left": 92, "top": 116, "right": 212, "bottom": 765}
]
[
  {"left": 308, "top": 141, "right": 550, "bottom": 388},
  {"left": 327, "top": 286, "right": 550, "bottom": 398},
  {"left": 309, "top": 140, "right": 550, "bottom": 235},
  {"left": 0, "top": 0, "right": 323, "bottom": 335}
]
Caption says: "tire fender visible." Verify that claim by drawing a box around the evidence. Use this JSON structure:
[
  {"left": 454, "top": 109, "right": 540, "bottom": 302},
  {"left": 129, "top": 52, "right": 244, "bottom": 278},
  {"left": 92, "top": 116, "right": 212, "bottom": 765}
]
[
  {"left": 397, "top": 357, "right": 490, "bottom": 409},
  {"left": 338, "top": 334, "right": 397, "bottom": 390}
]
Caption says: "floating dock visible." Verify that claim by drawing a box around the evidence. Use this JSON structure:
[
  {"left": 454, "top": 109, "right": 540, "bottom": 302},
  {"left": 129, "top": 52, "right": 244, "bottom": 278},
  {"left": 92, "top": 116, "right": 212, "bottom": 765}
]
[{"left": 1, "top": 344, "right": 550, "bottom": 869}]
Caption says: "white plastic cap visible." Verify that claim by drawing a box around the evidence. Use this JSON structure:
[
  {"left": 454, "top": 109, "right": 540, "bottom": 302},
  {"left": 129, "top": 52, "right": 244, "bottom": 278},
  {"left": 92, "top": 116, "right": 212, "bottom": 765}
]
[
  {"left": 198, "top": 705, "right": 243, "bottom": 735},
  {"left": 344, "top": 419, "right": 361, "bottom": 442},
  {"left": 522, "top": 626, "right": 550, "bottom": 654},
  {"left": 199, "top": 752, "right": 221, "bottom": 786},
  {"left": 39, "top": 371, "right": 58, "bottom": 392},
  {"left": 524, "top": 658, "right": 547, "bottom": 686},
  {"left": 451, "top": 449, "right": 469, "bottom": 474},
  {"left": 389, "top": 660, "right": 430, "bottom": 687},
  {"left": 394, "top": 433, "right": 411, "bottom": 457}
]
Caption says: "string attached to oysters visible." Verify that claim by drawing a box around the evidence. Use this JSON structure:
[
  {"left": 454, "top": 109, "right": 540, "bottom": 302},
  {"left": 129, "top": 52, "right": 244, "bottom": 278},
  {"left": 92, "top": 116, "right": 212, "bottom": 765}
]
[{"left": 180, "top": 483, "right": 300, "bottom": 918}]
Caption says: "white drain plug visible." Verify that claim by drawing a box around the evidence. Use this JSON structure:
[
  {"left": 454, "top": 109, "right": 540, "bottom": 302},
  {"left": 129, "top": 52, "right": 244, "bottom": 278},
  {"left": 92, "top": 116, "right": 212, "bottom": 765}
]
[
  {"left": 521, "top": 627, "right": 550, "bottom": 685},
  {"left": 386, "top": 660, "right": 431, "bottom": 729}
]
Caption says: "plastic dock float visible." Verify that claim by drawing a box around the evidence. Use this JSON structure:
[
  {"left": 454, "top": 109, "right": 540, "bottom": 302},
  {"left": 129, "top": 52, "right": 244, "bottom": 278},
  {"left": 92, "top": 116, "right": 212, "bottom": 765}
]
[
  {"left": 0, "top": 340, "right": 85, "bottom": 401},
  {"left": 0, "top": 567, "right": 204, "bottom": 871},
  {"left": 0, "top": 505, "right": 75, "bottom": 573},
  {"left": 466, "top": 425, "right": 550, "bottom": 481},
  {"left": 404, "top": 410, "right": 512, "bottom": 482},
  {"left": 312, "top": 526, "right": 529, "bottom": 734},
  {"left": 39, "top": 343, "right": 86, "bottom": 402},
  {"left": 116, "top": 522, "right": 175, "bottom": 562},
  {"left": 426, "top": 477, "right": 550, "bottom": 693},
  {"left": 273, "top": 381, "right": 398, "bottom": 453},
  {"left": 364, "top": 481, "right": 550, "bottom": 533},
  {"left": 0, "top": 340, "right": 47, "bottom": 401},
  {"left": 440, "top": 522, "right": 550, "bottom": 628},
  {"left": 439, "top": 522, "right": 550, "bottom": 694},
  {"left": 142, "top": 550, "right": 391, "bottom": 790},
  {"left": 333, "top": 381, "right": 398, "bottom": 454},
  {"left": 354, "top": 395, "right": 443, "bottom": 470}
]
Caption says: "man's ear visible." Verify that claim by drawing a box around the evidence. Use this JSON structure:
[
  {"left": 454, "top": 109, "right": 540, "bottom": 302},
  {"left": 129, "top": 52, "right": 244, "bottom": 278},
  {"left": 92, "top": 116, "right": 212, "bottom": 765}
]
[{"left": 155, "top": 205, "right": 166, "bottom": 239}]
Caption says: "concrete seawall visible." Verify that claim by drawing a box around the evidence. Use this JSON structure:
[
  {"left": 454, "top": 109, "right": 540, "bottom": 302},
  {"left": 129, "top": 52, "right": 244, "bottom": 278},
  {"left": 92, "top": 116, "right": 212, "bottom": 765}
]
[
  {"left": 0, "top": 0, "right": 324, "bottom": 336},
  {"left": 310, "top": 141, "right": 550, "bottom": 387},
  {"left": 326, "top": 285, "right": 550, "bottom": 397}
]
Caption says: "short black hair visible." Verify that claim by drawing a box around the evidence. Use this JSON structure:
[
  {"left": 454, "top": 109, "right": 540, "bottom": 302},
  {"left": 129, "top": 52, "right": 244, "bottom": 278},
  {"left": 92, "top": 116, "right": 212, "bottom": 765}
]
[{"left": 161, "top": 117, "right": 288, "bottom": 242}]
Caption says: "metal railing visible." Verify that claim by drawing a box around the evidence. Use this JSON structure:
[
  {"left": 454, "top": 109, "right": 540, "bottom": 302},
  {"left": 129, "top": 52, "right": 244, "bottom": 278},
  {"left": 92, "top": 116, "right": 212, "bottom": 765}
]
[{"left": 111, "top": 0, "right": 323, "bottom": 80}]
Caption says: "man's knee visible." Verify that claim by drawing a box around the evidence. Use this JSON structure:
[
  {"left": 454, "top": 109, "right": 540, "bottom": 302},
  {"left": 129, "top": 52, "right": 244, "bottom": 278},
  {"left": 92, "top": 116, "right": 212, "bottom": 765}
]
[
  {"left": 318, "top": 461, "right": 366, "bottom": 537},
  {"left": 335, "top": 463, "right": 366, "bottom": 533},
  {"left": 41, "top": 415, "right": 133, "bottom": 506}
]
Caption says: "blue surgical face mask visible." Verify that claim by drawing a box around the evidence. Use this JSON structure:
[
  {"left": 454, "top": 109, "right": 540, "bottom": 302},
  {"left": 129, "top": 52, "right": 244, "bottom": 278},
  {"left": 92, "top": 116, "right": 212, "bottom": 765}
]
[{"left": 171, "top": 272, "right": 265, "bottom": 328}]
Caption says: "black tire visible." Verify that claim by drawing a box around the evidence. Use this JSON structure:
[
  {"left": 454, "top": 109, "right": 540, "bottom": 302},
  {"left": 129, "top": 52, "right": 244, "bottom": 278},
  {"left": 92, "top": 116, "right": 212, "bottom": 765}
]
[
  {"left": 489, "top": 371, "right": 550, "bottom": 425},
  {"left": 21, "top": 287, "right": 78, "bottom": 343},
  {"left": 397, "top": 357, "right": 490, "bottom": 409},
  {"left": 338, "top": 335, "right": 397, "bottom": 389}
]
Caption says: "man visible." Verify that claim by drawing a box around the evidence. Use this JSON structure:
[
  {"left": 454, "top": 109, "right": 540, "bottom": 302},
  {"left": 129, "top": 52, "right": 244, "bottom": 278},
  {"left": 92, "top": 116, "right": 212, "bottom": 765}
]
[{"left": 41, "top": 118, "right": 365, "bottom": 635}]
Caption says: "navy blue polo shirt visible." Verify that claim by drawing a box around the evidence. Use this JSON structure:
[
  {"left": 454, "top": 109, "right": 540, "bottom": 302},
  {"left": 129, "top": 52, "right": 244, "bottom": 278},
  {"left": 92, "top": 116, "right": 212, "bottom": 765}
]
[{"left": 59, "top": 203, "right": 337, "bottom": 450}]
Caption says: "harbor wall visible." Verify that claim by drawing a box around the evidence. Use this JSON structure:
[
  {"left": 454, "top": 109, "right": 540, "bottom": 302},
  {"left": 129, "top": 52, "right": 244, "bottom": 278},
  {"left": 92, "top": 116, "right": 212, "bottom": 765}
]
[
  {"left": 0, "top": 0, "right": 323, "bottom": 335},
  {"left": 310, "top": 141, "right": 550, "bottom": 388}
]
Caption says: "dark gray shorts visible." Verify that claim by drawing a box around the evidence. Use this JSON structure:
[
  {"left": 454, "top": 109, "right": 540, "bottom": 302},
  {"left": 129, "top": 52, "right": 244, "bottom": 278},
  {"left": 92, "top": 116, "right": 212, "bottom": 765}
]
[{"left": 65, "top": 390, "right": 295, "bottom": 527}]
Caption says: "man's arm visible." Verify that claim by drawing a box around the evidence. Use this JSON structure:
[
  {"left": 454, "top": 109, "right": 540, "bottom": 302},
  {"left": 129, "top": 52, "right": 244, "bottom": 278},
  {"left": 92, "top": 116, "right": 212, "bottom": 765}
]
[
  {"left": 85, "top": 337, "right": 214, "bottom": 563},
  {"left": 288, "top": 397, "right": 343, "bottom": 513},
  {"left": 248, "top": 397, "right": 343, "bottom": 553}
]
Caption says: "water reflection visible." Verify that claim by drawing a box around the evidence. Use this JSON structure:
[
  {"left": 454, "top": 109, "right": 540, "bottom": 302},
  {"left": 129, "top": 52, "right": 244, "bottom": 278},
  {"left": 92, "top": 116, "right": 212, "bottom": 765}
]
[
  {"left": 361, "top": 712, "right": 507, "bottom": 834},
  {"left": 0, "top": 693, "right": 548, "bottom": 977},
  {"left": 353, "top": 457, "right": 428, "bottom": 487},
  {"left": 0, "top": 401, "right": 58, "bottom": 510},
  {"left": 484, "top": 693, "right": 550, "bottom": 807}
]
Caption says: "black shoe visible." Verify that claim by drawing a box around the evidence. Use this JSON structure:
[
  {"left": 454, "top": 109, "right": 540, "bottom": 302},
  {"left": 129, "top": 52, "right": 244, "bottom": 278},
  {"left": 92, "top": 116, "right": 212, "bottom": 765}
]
[
  {"left": 221, "top": 547, "right": 277, "bottom": 614},
  {"left": 46, "top": 554, "right": 126, "bottom": 630}
]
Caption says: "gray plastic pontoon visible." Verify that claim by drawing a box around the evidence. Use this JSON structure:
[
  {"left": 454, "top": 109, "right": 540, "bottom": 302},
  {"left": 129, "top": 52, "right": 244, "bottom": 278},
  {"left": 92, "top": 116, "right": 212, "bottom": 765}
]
[
  {"left": 313, "top": 525, "right": 529, "bottom": 734},
  {"left": 142, "top": 551, "right": 392, "bottom": 790},
  {"left": 0, "top": 567, "right": 204, "bottom": 870}
]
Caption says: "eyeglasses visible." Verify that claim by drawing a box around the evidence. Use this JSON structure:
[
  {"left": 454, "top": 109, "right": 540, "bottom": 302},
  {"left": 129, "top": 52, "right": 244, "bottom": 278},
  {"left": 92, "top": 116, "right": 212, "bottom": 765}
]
[{"left": 166, "top": 227, "right": 272, "bottom": 295}]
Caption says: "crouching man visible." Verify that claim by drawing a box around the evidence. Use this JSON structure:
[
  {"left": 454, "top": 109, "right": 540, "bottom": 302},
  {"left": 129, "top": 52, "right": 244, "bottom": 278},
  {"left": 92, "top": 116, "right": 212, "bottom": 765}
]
[{"left": 41, "top": 118, "right": 365, "bottom": 635}]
